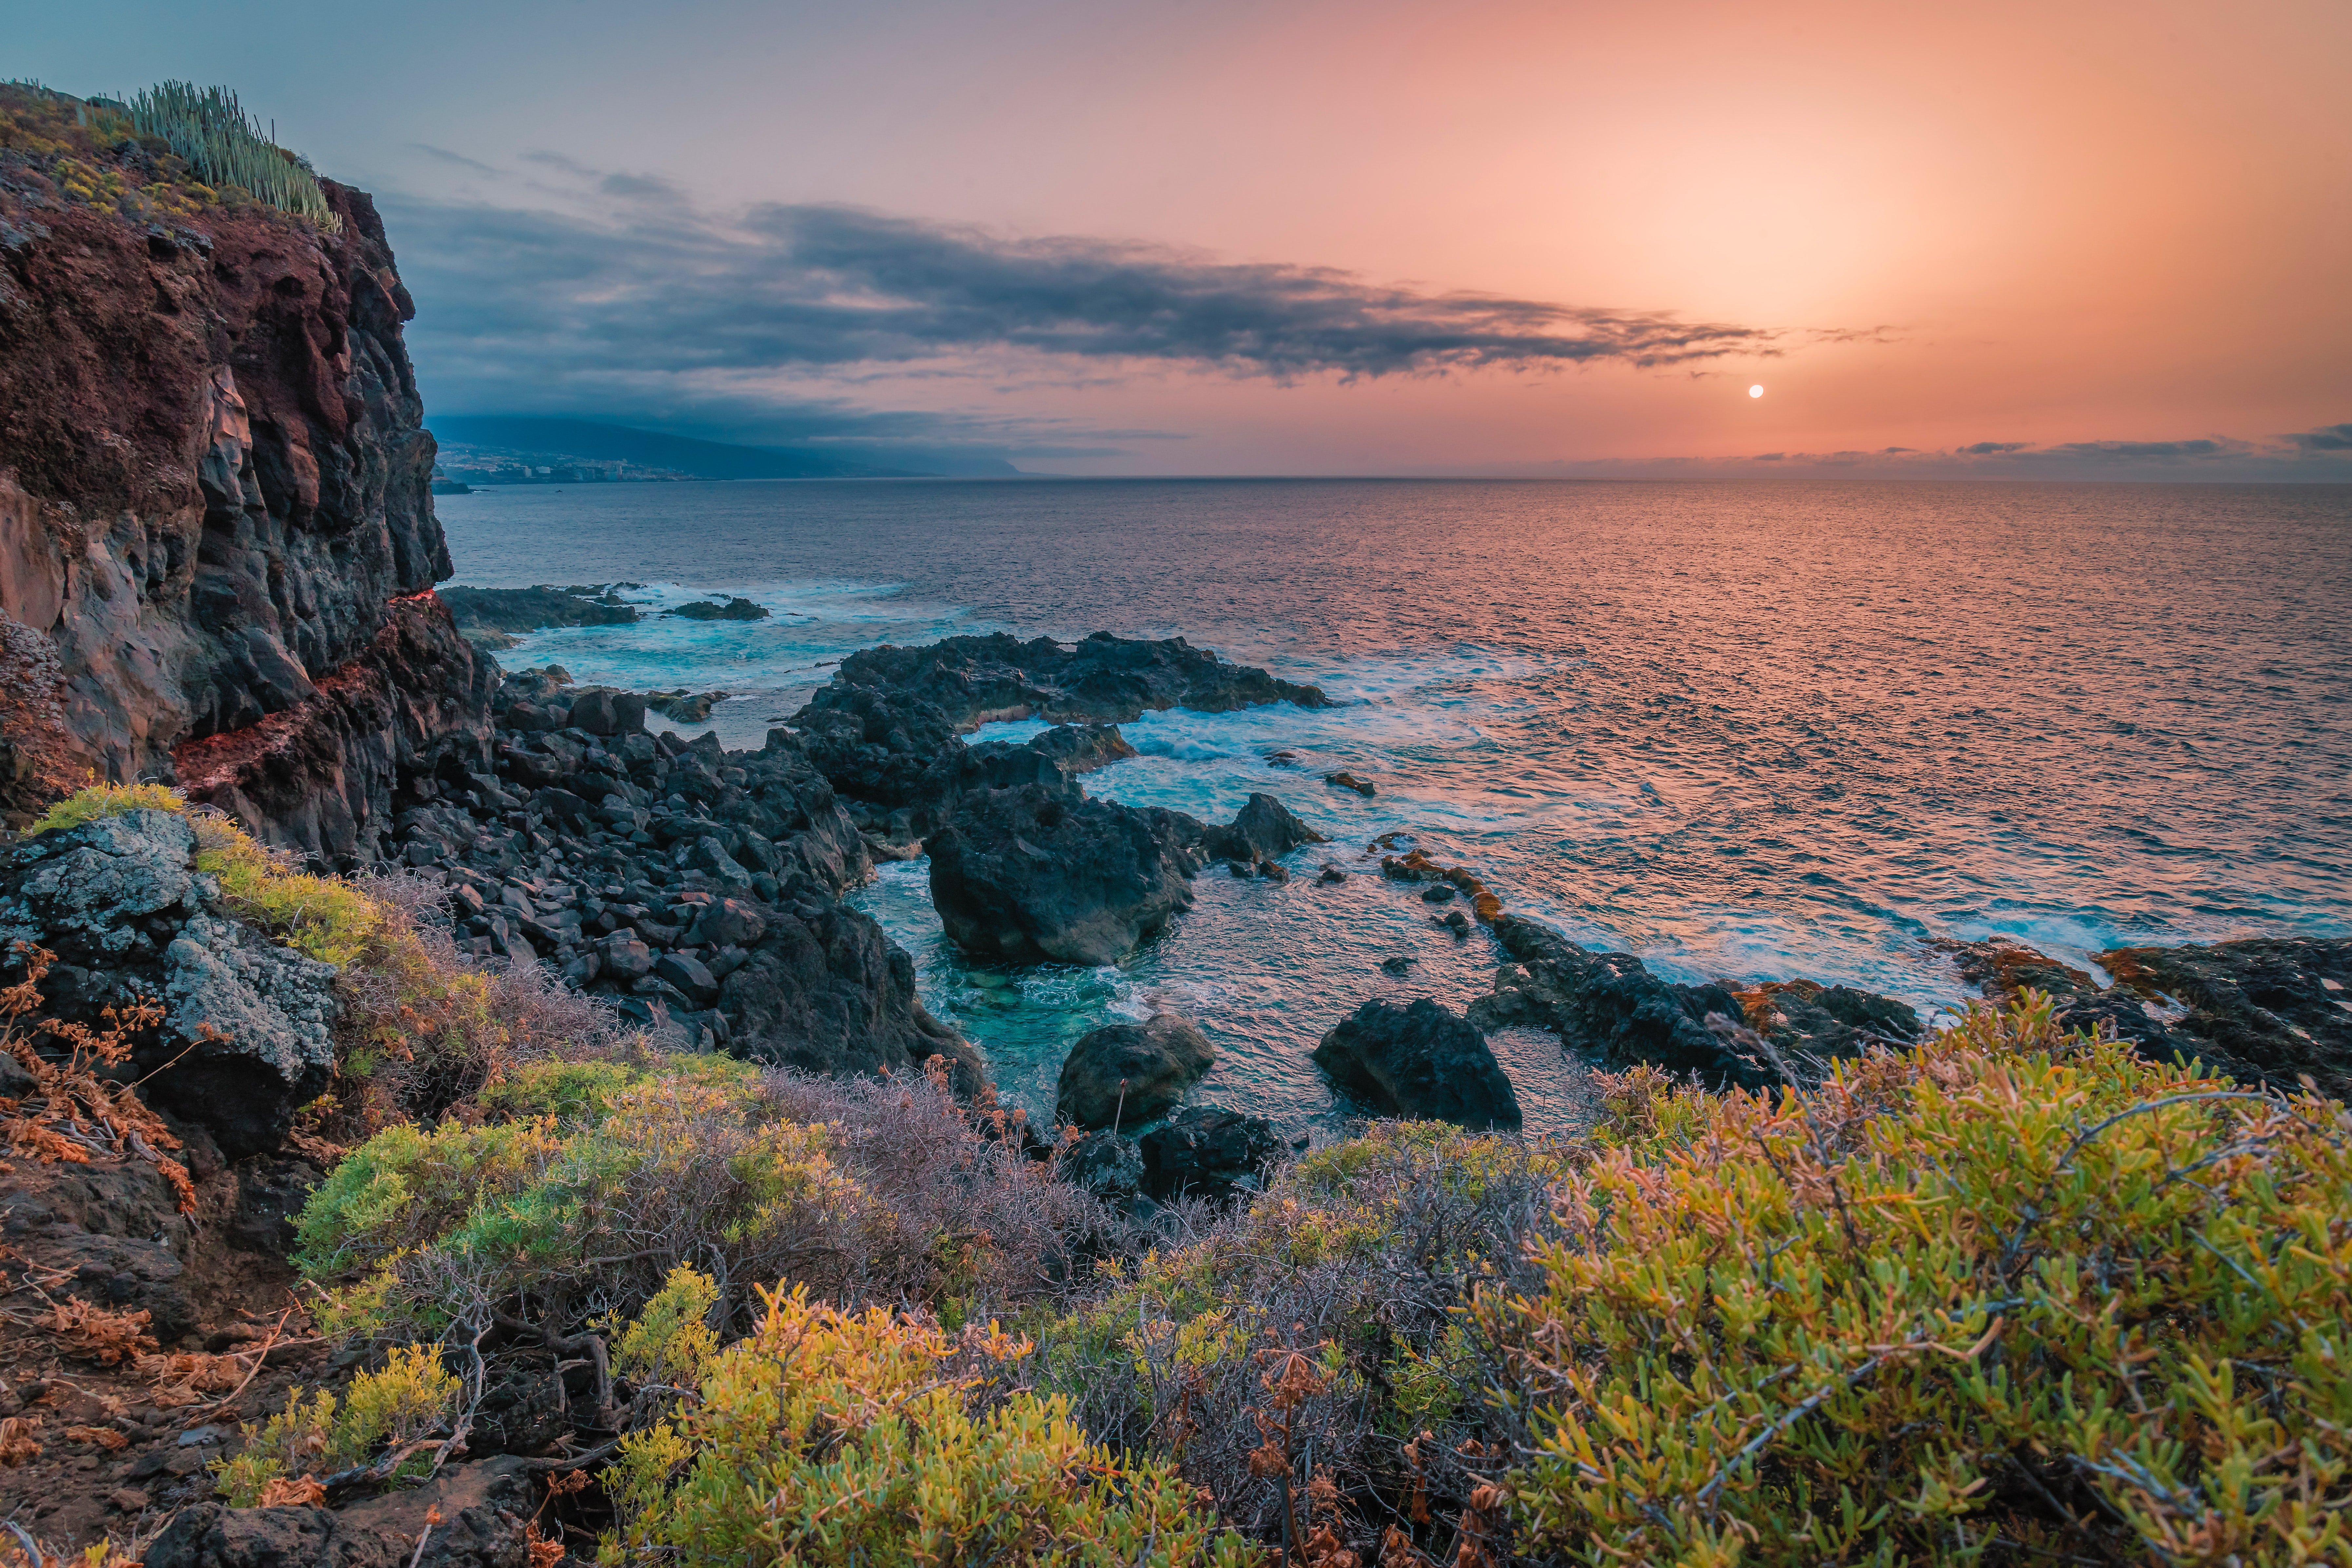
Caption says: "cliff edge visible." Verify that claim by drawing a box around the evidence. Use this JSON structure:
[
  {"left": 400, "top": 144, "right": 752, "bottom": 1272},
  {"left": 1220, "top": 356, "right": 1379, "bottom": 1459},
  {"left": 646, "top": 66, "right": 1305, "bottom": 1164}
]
[{"left": 0, "top": 84, "right": 487, "bottom": 865}]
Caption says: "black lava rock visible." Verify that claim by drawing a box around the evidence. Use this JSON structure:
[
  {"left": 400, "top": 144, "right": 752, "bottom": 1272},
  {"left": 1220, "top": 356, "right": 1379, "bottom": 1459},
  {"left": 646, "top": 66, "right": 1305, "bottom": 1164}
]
[
  {"left": 1313, "top": 997, "right": 1521, "bottom": 1128},
  {"left": 1139, "top": 1106, "right": 1282, "bottom": 1201}
]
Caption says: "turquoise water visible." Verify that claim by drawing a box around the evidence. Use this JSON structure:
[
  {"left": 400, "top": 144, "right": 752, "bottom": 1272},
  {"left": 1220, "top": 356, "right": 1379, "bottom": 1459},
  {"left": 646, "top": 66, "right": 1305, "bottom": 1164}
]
[{"left": 438, "top": 477, "right": 2352, "bottom": 1135}]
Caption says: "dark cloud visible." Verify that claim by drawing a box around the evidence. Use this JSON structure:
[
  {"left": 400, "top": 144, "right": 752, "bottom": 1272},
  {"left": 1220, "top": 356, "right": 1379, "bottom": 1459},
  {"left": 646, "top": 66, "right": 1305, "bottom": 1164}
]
[
  {"left": 2285, "top": 421, "right": 2352, "bottom": 452},
  {"left": 382, "top": 190, "right": 1777, "bottom": 426},
  {"left": 408, "top": 143, "right": 498, "bottom": 175},
  {"left": 2043, "top": 437, "right": 2235, "bottom": 460},
  {"left": 1457, "top": 427, "right": 2352, "bottom": 481}
]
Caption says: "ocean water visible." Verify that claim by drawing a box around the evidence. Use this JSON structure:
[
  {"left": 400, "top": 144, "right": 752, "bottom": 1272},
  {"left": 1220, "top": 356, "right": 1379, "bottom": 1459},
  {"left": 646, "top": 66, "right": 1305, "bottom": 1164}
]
[{"left": 437, "top": 478, "right": 2352, "bottom": 1136}]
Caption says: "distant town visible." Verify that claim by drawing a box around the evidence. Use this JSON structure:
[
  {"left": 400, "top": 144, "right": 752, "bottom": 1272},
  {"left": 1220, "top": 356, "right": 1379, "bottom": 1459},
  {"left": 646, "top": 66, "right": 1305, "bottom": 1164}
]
[{"left": 430, "top": 441, "right": 707, "bottom": 491}]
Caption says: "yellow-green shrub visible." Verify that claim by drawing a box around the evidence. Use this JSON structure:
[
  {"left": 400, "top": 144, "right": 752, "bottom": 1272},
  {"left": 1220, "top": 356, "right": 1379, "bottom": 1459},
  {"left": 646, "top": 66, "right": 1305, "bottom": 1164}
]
[
  {"left": 1487, "top": 995, "right": 2352, "bottom": 1567},
  {"left": 612, "top": 1265, "right": 721, "bottom": 1389},
  {"left": 23, "top": 782, "right": 188, "bottom": 836},
  {"left": 602, "top": 1283, "right": 1256, "bottom": 1567},
  {"left": 210, "top": 1345, "right": 459, "bottom": 1503},
  {"left": 296, "top": 1064, "right": 863, "bottom": 1344},
  {"left": 189, "top": 812, "right": 383, "bottom": 966}
]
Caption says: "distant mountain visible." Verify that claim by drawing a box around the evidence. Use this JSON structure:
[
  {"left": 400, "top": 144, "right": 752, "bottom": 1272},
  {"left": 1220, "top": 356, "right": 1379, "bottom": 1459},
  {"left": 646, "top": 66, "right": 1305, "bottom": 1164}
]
[{"left": 425, "top": 417, "right": 1022, "bottom": 479}]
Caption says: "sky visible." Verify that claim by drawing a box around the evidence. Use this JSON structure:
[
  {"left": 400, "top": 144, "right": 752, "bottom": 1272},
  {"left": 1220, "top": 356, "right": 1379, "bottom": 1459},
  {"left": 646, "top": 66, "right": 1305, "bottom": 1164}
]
[{"left": 17, "top": 0, "right": 2352, "bottom": 476}]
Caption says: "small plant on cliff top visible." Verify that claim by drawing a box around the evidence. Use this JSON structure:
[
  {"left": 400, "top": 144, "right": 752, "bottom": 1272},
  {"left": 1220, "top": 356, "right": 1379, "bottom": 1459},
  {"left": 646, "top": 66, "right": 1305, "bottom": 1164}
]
[{"left": 1484, "top": 994, "right": 2352, "bottom": 1567}]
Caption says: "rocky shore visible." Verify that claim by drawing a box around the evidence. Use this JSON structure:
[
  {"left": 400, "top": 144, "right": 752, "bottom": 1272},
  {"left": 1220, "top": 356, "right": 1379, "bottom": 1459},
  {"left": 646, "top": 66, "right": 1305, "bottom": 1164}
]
[{"left": 3, "top": 88, "right": 2347, "bottom": 1563}]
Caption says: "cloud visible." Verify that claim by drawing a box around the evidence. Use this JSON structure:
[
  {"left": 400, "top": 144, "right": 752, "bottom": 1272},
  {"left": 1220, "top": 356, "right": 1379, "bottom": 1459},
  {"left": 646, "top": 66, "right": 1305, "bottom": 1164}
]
[
  {"left": 407, "top": 143, "right": 498, "bottom": 175},
  {"left": 2285, "top": 421, "right": 2352, "bottom": 452},
  {"left": 1441, "top": 425, "right": 2352, "bottom": 480},
  {"left": 375, "top": 166, "right": 1789, "bottom": 460},
  {"left": 2041, "top": 437, "right": 2242, "bottom": 460}
]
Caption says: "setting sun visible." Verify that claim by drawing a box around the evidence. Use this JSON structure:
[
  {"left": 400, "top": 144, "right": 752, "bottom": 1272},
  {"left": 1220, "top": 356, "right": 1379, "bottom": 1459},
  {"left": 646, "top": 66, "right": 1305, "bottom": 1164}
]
[{"left": 1749, "top": 385, "right": 1764, "bottom": 398}]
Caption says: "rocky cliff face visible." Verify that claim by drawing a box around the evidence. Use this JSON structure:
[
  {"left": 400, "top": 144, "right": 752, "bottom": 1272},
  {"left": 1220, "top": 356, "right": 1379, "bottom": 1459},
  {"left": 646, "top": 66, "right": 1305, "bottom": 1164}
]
[{"left": 0, "top": 118, "right": 483, "bottom": 863}]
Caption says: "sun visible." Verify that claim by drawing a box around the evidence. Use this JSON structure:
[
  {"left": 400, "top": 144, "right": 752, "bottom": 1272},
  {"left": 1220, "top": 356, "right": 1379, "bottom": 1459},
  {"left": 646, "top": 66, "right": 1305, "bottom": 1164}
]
[{"left": 1748, "top": 384, "right": 1764, "bottom": 398}]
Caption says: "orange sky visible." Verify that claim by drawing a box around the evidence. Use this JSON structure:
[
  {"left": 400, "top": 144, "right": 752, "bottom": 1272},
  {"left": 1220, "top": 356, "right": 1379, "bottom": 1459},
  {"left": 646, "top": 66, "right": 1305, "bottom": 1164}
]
[{"left": 22, "top": 0, "right": 2352, "bottom": 471}]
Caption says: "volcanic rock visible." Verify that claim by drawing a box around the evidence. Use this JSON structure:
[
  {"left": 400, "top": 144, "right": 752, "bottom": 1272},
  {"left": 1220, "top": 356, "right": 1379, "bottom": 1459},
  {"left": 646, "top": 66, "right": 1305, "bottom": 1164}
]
[
  {"left": 1061, "top": 1128, "right": 1145, "bottom": 1203},
  {"left": 1139, "top": 1105, "right": 1282, "bottom": 1201},
  {"left": 927, "top": 784, "right": 1199, "bottom": 966},
  {"left": 0, "top": 166, "right": 490, "bottom": 859},
  {"left": 144, "top": 1454, "right": 537, "bottom": 1568},
  {"left": 439, "top": 584, "right": 639, "bottom": 636},
  {"left": 666, "top": 596, "right": 768, "bottom": 621},
  {"left": 2101, "top": 939, "right": 2352, "bottom": 1097},
  {"left": 1313, "top": 997, "right": 1520, "bottom": 1128},
  {"left": 1730, "top": 978, "right": 1923, "bottom": 1059},
  {"left": 0, "top": 809, "right": 335, "bottom": 1155},
  {"left": 1199, "top": 792, "right": 1327, "bottom": 867},
  {"left": 1057, "top": 1013, "right": 1216, "bottom": 1129},
  {"left": 1470, "top": 914, "right": 1772, "bottom": 1087}
]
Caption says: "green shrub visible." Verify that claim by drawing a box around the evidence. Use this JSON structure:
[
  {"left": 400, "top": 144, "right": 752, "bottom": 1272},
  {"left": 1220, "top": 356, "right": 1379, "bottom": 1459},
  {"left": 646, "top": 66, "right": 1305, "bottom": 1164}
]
[
  {"left": 210, "top": 1344, "right": 459, "bottom": 1503},
  {"left": 602, "top": 1283, "right": 1257, "bottom": 1567},
  {"left": 297, "top": 1063, "right": 866, "bottom": 1346},
  {"left": 1485, "top": 995, "right": 2352, "bottom": 1566},
  {"left": 23, "top": 782, "right": 187, "bottom": 836},
  {"left": 190, "top": 812, "right": 384, "bottom": 966}
]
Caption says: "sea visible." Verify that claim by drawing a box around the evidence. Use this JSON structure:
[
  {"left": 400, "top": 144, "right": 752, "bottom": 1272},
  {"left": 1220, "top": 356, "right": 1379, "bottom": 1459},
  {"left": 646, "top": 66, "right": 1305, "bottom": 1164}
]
[{"left": 435, "top": 478, "right": 2352, "bottom": 1137}]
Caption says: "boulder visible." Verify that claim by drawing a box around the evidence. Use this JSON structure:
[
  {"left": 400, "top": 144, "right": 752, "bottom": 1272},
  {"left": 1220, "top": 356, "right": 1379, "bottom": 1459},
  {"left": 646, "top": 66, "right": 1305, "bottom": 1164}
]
[
  {"left": 160, "top": 915, "right": 339, "bottom": 1156},
  {"left": 1061, "top": 1129, "right": 1144, "bottom": 1203},
  {"left": 1200, "top": 792, "right": 1326, "bottom": 866},
  {"left": 686, "top": 896, "right": 768, "bottom": 949},
  {"left": 1140, "top": 1105, "right": 1282, "bottom": 1201},
  {"left": 143, "top": 1455, "right": 536, "bottom": 1568},
  {"left": 1313, "top": 998, "right": 1520, "bottom": 1128},
  {"left": 564, "top": 687, "right": 645, "bottom": 736},
  {"left": 1056, "top": 1013, "right": 1215, "bottom": 1129},
  {"left": 927, "top": 785, "right": 1197, "bottom": 966},
  {"left": 0, "top": 809, "right": 336, "bottom": 1156}
]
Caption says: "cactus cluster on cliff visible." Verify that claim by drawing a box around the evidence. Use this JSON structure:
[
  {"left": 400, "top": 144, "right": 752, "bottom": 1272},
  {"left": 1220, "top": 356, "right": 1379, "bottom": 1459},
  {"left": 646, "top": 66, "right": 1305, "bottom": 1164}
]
[{"left": 0, "top": 79, "right": 338, "bottom": 232}]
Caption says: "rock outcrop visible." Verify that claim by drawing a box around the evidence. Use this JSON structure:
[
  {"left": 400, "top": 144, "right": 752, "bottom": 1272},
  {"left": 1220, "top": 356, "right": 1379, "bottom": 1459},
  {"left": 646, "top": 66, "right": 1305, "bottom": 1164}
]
[
  {"left": 0, "top": 125, "right": 479, "bottom": 861},
  {"left": 145, "top": 1454, "right": 537, "bottom": 1568},
  {"left": 1139, "top": 1105, "right": 1282, "bottom": 1201},
  {"left": 0, "top": 809, "right": 336, "bottom": 1155},
  {"left": 1470, "top": 915, "right": 1771, "bottom": 1087},
  {"left": 1313, "top": 997, "right": 1520, "bottom": 1127},
  {"left": 374, "top": 668, "right": 981, "bottom": 1087},
  {"left": 927, "top": 784, "right": 1201, "bottom": 966},
  {"left": 1728, "top": 978, "right": 1923, "bottom": 1059},
  {"left": 1470, "top": 915, "right": 1924, "bottom": 1087},
  {"left": 1948, "top": 935, "right": 2352, "bottom": 1098},
  {"left": 828, "top": 631, "right": 1328, "bottom": 731},
  {"left": 1057, "top": 1012, "right": 1216, "bottom": 1129}
]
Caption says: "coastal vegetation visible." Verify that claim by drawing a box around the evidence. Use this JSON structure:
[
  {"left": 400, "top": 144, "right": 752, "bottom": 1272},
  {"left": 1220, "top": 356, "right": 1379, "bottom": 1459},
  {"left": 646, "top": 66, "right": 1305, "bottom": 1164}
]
[
  {"left": 10, "top": 786, "right": 2329, "bottom": 1563},
  {"left": 0, "top": 79, "right": 337, "bottom": 232}
]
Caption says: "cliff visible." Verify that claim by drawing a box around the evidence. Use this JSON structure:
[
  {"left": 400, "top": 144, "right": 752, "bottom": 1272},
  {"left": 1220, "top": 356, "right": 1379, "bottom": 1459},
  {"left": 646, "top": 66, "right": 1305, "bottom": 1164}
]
[{"left": 0, "top": 85, "right": 487, "bottom": 865}]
